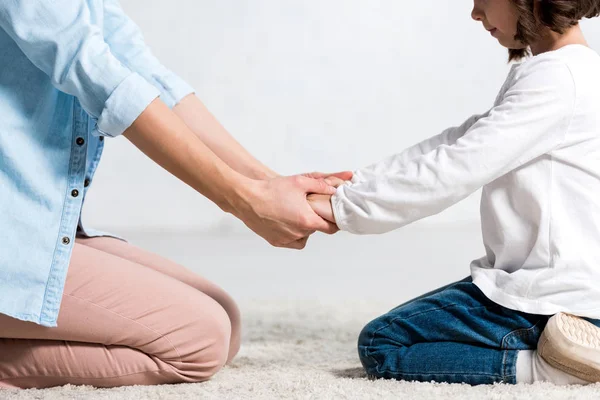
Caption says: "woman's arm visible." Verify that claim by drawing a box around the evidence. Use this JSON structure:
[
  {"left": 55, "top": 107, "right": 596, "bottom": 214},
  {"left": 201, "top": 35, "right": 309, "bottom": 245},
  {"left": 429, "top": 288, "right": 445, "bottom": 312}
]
[
  {"left": 102, "top": 0, "right": 194, "bottom": 109},
  {"left": 102, "top": 0, "right": 277, "bottom": 180},
  {"left": 0, "top": 0, "right": 336, "bottom": 248},
  {"left": 173, "top": 95, "right": 279, "bottom": 180},
  {"left": 0, "top": 0, "right": 159, "bottom": 137},
  {"left": 125, "top": 99, "right": 338, "bottom": 248}
]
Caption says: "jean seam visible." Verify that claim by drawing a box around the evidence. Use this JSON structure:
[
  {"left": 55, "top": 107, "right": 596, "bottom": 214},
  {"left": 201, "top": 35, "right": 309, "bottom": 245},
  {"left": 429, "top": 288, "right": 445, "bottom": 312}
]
[
  {"left": 500, "top": 320, "right": 542, "bottom": 349},
  {"left": 65, "top": 293, "right": 183, "bottom": 365},
  {"left": 367, "top": 347, "right": 505, "bottom": 378},
  {"left": 366, "top": 347, "right": 515, "bottom": 380},
  {"left": 371, "top": 370, "right": 505, "bottom": 378},
  {"left": 366, "top": 303, "right": 503, "bottom": 376},
  {"left": 499, "top": 320, "right": 542, "bottom": 384},
  {"left": 501, "top": 349, "right": 518, "bottom": 384},
  {"left": 371, "top": 303, "right": 502, "bottom": 345}
]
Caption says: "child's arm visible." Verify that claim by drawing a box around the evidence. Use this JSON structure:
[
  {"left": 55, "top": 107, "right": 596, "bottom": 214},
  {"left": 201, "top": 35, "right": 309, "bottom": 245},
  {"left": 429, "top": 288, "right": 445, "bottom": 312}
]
[
  {"left": 353, "top": 112, "right": 490, "bottom": 182},
  {"left": 331, "top": 60, "right": 576, "bottom": 235}
]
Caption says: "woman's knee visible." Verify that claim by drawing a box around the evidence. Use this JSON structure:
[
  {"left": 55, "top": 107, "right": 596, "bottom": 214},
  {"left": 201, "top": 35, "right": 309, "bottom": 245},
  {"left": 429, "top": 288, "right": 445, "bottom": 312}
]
[
  {"left": 210, "top": 289, "right": 241, "bottom": 344},
  {"left": 173, "top": 299, "right": 232, "bottom": 382},
  {"left": 183, "top": 278, "right": 241, "bottom": 363},
  {"left": 221, "top": 294, "right": 241, "bottom": 363}
]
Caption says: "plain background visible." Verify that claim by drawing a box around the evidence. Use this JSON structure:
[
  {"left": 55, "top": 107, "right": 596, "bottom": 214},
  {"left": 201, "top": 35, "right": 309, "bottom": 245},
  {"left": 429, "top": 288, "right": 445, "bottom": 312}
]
[{"left": 82, "top": 1, "right": 600, "bottom": 234}]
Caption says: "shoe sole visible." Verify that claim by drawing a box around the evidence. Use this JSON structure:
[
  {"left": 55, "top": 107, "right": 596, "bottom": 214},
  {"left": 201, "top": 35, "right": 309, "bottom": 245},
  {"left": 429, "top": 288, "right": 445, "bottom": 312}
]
[{"left": 538, "top": 312, "right": 600, "bottom": 383}]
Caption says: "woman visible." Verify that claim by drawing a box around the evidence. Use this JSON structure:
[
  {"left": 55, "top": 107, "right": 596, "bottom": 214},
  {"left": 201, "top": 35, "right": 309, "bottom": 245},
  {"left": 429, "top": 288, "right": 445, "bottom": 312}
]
[{"left": 0, "top": 0, "right": 348, "bottom": 389}]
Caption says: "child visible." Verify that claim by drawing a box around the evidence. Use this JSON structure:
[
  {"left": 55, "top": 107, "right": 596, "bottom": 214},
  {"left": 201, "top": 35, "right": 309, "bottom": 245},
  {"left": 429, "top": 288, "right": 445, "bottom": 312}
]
[{"left": 310, "top": 0, "right": 600, "bottom": 386}]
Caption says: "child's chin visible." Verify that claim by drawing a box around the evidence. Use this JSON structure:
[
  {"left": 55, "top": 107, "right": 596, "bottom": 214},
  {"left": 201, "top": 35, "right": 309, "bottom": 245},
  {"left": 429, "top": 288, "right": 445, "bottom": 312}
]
[{"left": 499, "top": 39, "right": 526, "bottom": 50}]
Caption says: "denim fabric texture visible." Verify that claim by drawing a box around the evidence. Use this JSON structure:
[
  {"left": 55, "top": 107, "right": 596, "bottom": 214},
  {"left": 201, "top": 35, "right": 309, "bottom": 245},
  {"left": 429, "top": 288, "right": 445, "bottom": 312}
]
[{"left": 358, "top": 277, "right": 600, "bottom": 385}]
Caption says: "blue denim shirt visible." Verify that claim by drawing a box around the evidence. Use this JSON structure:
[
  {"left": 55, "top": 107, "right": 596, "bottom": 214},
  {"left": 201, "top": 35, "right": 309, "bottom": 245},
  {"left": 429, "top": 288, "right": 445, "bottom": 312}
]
[{"left": 0, "top": 0, "right": 194, "bottom": 327}]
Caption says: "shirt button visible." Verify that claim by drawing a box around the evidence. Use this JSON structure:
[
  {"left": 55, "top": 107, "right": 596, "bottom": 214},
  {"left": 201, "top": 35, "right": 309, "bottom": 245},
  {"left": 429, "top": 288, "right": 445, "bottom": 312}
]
[
  {"left": 99, "top": 136, "right": 104, "bottom": 142},
  {"left": 71, "top": 189, "right": 79, "bottom": 198},
  {"left": 84, "top": 179, "right": 90, "bottom": 188},
  {"left": 62, "top": 237, "right": 70, "bottom": 245},
  {"left": 76, "top": 137, "right": 85, "bottom": 146}
]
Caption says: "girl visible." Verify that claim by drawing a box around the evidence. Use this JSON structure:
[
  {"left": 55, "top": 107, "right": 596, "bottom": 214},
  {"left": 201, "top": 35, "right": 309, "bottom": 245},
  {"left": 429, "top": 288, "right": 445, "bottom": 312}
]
[
  {"left": 0, "top": 0, "right": 344, "bottom": 389},
  {"left": 310, "top": 0, "right": 600, "bottom": 385}
]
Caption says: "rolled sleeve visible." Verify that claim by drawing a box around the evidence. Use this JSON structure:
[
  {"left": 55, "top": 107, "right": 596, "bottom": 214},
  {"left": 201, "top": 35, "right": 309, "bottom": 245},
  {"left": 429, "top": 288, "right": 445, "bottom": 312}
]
[
  {"left": 0, "top": 0, "right": 159, "bottom": 137},
  {"left": 156, "top": 72, "right": 195, "bottom": 108},
  {"left": 96, "top": 73, "right": 160, "bottom": 137},
  {"left": 103, "top": 0, "right": 195, "bottom": 109}
]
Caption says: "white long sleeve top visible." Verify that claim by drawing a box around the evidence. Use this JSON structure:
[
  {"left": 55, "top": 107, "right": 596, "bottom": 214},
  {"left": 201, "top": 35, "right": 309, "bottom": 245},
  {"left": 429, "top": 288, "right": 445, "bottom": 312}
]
[{"left": 332, "top": 45, "right": 600, "bottom": 318}]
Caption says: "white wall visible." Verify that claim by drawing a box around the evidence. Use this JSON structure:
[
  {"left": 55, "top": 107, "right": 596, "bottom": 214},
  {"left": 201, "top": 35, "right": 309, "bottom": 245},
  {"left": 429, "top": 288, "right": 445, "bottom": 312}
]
[{"left": 82, "top": 0, "right": 600, "bottom": 233}]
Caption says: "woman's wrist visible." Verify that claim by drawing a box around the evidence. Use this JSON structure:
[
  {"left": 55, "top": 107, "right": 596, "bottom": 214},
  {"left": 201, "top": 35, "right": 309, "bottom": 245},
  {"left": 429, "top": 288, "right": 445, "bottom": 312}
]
[
  {"left": 219, "top": 172, "right": 261, "bottom": 217},
  {"left": 243, "top": 164, "right": 279, "bottom": 180},
  {"left": 257, "top": 169, "right": 280, "bottom": 180}
]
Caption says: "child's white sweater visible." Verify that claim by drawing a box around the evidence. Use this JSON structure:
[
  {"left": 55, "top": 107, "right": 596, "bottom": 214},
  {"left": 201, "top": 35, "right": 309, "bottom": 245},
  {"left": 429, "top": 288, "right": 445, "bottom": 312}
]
[{"left": 332, "top": 44, "right": 600, "bottom": 318}]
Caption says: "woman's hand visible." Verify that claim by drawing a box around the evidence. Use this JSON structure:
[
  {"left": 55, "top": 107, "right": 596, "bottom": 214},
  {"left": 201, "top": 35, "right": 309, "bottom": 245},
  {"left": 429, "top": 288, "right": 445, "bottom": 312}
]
[
  {"left": 232, "top": 175, "right": 340, "bottom": 249},
  {"left": 242, "top": 171, "right": 349, "bottom": 248},
  {"left": 301, "top": 171, "right": 353, "bottom": 185}
]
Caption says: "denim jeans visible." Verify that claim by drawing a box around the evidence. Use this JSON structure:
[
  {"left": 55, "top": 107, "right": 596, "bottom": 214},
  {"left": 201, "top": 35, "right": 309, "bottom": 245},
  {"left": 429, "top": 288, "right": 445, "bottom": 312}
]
[{"left": 358, "top": 276, "right": 600, "bottom": 385}]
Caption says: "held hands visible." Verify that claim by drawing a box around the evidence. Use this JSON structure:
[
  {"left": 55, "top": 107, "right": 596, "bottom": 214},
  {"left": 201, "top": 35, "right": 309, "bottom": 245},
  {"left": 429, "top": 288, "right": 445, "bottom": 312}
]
[
  {"left": 305, "top": 171, "right": 349, "bottom": 228},
  {"left": 233, "top": 171, "right": 351, "bottom": 250},
  {"left": 307, "top": 193, "right": 336, "bottom": 225},
  {"left": 304, "top": 172, "right": 348, "bottom": 225}
]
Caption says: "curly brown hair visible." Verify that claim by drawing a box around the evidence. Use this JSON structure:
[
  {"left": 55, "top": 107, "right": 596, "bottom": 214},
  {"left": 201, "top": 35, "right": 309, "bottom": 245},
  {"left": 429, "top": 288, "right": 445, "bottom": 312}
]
[{"left": 509, "top": 0, "right": 600, "bottom": 61}]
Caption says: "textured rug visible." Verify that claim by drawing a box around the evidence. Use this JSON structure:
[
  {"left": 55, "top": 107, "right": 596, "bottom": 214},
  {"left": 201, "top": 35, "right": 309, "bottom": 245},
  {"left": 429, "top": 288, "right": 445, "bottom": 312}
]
[{"left": 3, "top": 300, "right": 600, "bottom": 400}]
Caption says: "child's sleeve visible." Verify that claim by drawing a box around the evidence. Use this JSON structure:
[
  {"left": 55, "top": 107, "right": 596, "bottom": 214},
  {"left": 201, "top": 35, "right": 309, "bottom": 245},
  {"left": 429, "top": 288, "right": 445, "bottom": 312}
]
[
  {"left": 352, "top": 112, "right": 490, "bottom": 182},
  {"left": 332, "top": 59, "right": 576, "bottom": 234}
]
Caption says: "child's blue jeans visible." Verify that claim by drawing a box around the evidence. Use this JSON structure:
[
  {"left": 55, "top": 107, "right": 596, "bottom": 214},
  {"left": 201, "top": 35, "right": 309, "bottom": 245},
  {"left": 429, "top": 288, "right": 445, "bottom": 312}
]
[{"left": 358, "top": 276, "right": 600, "bottom": 385}]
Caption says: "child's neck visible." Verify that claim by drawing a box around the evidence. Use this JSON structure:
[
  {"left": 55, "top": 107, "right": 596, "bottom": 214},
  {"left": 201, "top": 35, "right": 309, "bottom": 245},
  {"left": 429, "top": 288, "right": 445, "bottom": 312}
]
[{"left": 530, "top": 25, "right": 589, "bottom": 56}]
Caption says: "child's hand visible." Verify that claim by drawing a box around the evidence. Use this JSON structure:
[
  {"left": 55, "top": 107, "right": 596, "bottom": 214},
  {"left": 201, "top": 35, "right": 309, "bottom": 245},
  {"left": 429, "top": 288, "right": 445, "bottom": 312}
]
[
  {"left": 307, "top": 194, "right": 336, "bottom": 225},
  {"left": 323, "top": 176, "right": 346, "bottom": 188}
]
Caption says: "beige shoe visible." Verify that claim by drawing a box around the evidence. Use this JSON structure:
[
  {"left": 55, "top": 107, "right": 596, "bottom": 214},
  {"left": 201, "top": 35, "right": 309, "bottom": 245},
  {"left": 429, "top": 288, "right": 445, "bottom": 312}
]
[{"left": 538, "top": 312, "right": 600, "bottom": 383}]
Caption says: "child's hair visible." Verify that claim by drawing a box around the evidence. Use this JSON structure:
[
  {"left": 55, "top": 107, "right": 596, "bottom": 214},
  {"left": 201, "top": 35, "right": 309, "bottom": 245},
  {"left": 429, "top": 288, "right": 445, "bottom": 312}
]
[{"left": 509, "top": 0, "right": 600, "bottom": 61}]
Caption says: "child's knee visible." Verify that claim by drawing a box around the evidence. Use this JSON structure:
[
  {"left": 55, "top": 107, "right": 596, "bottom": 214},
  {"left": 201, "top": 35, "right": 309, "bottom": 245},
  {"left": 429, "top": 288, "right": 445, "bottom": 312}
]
[
  {"left": 358, "top": 316, "right": 402, "bottom": 377},
  {"left": 358, "top": 314, "right": 410, "bottom": 378},
  {"left": 358, "top": 317, "right": 379, "bottom": 351},
  {"left": 358, "top": 319, "right": 379, "bottom": 374}
]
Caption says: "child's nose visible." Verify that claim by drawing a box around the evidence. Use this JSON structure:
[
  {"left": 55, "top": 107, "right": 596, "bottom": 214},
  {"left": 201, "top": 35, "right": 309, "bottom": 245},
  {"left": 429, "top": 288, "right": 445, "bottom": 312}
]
[{"left": 471, "top": 3, "right": 484, "bottom": 21}]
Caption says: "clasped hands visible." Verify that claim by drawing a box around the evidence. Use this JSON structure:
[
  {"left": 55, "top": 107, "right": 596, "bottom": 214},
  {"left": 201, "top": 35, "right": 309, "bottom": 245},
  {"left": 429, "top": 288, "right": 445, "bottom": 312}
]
[
  {"left": 233, "top": 171, "right": 352, "bottom": 250},
  {"left": 304, "top": 172, "right": 346, "bottom": 227}
]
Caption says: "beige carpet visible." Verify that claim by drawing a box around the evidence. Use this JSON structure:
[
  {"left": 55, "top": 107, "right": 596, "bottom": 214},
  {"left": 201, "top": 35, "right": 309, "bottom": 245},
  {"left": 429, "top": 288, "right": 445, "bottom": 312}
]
[{"left": 3, "top": 300, "right": 600, "bottom": 400}]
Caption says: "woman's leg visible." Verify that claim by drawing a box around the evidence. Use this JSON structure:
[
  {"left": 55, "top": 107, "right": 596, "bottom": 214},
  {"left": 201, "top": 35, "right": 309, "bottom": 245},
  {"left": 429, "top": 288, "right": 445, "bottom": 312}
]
[
  {"left": 76, "top": 236, "right": 241, "bottom": 363},
  {"left": 358, "top": 277, "right": 548, "bottom": 385},
  {"left": 0, "top": 242, "right": 231, "bottom": 389}
]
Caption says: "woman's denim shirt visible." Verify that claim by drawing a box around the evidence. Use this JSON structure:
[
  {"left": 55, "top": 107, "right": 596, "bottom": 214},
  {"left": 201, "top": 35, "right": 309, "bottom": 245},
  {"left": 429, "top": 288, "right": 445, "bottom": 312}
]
[{"left": 0, "top": 0, "right": 194, "bottom": 327}]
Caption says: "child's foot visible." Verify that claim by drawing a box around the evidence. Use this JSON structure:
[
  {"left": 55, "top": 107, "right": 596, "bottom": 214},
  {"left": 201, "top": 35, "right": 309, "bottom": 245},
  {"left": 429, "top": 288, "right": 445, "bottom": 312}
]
[{"left": 538, "top": 312, "right": 600, "bottom": 383}]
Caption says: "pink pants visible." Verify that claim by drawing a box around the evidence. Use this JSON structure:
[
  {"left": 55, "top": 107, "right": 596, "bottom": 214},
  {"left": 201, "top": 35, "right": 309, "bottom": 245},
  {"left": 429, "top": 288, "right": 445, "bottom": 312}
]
[{"left": 0, "top": 237, "right": 241, "bottom": 389}]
